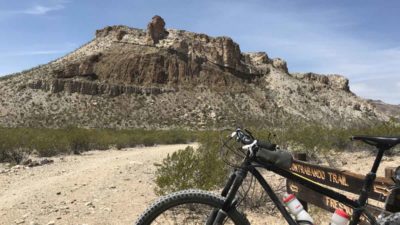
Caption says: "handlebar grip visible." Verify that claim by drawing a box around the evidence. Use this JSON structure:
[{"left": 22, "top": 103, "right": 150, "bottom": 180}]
[{"left": 257, "top": 141, "right": 277, "bottom": 150}]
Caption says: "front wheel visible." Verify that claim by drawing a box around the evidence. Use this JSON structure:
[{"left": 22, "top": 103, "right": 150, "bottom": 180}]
[{"left": 134, "top": 189, "right": 250, "bottom": 225}]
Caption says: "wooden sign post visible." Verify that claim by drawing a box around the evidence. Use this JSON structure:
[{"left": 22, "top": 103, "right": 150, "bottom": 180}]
[{"left": 286, "top": 154, "right": 397, "bottom": 224}]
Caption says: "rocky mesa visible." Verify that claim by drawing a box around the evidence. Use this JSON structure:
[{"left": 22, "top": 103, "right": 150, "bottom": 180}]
[{"left": 0, "top": 16, "right": 391, "bottom": 129}]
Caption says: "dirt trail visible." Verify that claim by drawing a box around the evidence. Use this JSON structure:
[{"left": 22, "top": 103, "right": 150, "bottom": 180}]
[
  {"left": 0, "top": 144, "right": 198, "bottom": 225},
  {"left": 0, "top": 144, "right": 399, "bottom": 225}
]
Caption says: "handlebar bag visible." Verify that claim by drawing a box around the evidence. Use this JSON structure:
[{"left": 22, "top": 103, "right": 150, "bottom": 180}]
[{"left": 256, "top": 148, "right": 293, "bottom": 169}]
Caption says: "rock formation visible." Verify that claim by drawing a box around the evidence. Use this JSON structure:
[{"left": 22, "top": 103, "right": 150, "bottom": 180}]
[
  {"left": 0, "top": 15, "right": 389, "bottom": 129},
  {"left": 272, "top": 58, "right": 288, "bottom": 73},
  {"left": 146, "top": 15, "right": 168, "bottom": 45}
]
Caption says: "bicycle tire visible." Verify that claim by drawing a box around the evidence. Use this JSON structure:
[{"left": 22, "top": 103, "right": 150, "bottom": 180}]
[
  {"left": 134, "top": 189, "right": 250, "bottom": 225},
  {"left": 378, "top": 212, "right": 400, "bottom": 225}
]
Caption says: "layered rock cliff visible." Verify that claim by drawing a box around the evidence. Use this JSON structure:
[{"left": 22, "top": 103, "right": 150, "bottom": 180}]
[{"left": 0, "top": 16, "right": 387, "bottom": 129}]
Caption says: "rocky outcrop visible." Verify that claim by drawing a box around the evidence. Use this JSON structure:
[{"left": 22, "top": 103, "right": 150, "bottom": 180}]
[
  {"left": 0, "top": 15, "right": 387, "bottom": 129},
  {"left": 53, "top": 53, "right": 102, "bottom": 79},
  {"left": 146, "top": 15, "right": 168, "bottom": 45},
  {"left": 293, "top": 73, "right": 350, "bottom": 91},
  {"left": 78, "top": 53, "right": 102, "bottom": 78},
  {"left": 27, "top": 79, "right": 175, "bottom": 96},
  {"left": 116, "top": 30, "right": 127, "bottom": 41},
  {"left": 272, "top": 58, "right": 288, "bottom": 73},
  {"left": 329, "top": 75, "right": 350, "bottom": 92},
  {"left": 51, "top": 40, "right": 259, "bottom": 88},
  {"left": 95, "top": 25, "right": 135, "bottom": 41},
  {"left": 96, "top": 26, "right": 114, "bottom": 38}
]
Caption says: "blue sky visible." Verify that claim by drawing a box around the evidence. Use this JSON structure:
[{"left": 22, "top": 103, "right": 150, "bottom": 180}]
[{"left": 0, "top": 0, "right": 399, "bottom": 104}]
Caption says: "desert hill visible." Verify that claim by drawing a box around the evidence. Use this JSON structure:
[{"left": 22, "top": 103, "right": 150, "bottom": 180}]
[{"left": 0, "top": 16, "right": 390, "bottom": 129}]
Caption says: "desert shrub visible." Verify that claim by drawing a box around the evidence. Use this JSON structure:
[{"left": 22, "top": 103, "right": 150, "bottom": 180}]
[
  {"left": 155, "top": 132, "right": 228, "bottom": 195},
  {"left": 154, "top": 120, "right": 400, "bottom": 195},
  {"left": 155, "top": 147, "right": 200, "bottom": 194},
  {"left": 0, "top": 127, "right": 199, "bottom": 163},
  {"left": 65, "top": 128, "right": 91, "bottom": 154}
]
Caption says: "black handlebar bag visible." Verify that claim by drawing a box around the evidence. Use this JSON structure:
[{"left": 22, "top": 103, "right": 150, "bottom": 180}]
[{"left": 256, "top": 148, "right": 293, "bottom": 169}]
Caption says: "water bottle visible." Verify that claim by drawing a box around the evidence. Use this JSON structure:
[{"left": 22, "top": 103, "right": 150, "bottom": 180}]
[
  {"left": 283, "top": 193, "right": 314, "bottom": 224},
  {"left": 330, "top": 208, "right": 350, "bottom": 225}
]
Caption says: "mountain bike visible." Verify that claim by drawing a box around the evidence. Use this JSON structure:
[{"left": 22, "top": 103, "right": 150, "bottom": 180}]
[{"left": 135, "top": 128, "right": 400, "bottom": 225}]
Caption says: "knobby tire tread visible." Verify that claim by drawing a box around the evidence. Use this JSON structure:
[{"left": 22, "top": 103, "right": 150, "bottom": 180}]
[{"left": 134, "top": 189, "right": 250, "bottom": 225}]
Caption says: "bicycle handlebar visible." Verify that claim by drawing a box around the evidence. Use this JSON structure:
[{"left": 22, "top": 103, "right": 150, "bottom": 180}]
[{"left": 232, "top": 128, "right": 276, "bottom": 151}]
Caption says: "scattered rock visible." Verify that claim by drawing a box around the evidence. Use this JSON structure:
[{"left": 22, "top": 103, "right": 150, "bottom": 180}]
[
  {"left": 0, "top": 169, "right": 10, "bottom": 174},
  {"left": 39, "top": 159, "right": 54, "bottom": 166},
  {"left": 47, "top": 221, "right": 55, "bottom": 225},
  {"left": 85, "top": 202, "right": 94, "bottom": 208},
  {"left": 27, "top": 161, "right": 40, "bottom": 167},
  {"left": 15, "top": 219, "right": 25, "bottom": 224},
  {"left": 102, "top": 207, "right": 112, "bottom": 212},
  {"left": 11, "top": 165, "right": 26, "bottom": 171},
  {"left": 21, "top": 159, "right": 32, "bottom": 166},
  {"left": 16, "top": 158, "right": 54, "bottom": 168}
]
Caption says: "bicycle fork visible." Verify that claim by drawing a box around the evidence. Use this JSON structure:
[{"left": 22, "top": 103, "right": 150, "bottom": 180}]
[{"left": 206, "top": 168, "right": 248, "bottom": 225}]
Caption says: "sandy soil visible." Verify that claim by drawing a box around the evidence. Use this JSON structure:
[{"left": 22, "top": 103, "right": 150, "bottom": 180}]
[
  {"left": 0, "top": 144, "right": 198, "bottom": 225},
  {"left": 0, "top": 145, "right": 399, "bottom": 225}
]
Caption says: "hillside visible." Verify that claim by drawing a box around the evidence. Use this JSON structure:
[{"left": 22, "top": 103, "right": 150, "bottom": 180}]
[{"left": 0, "top": 16, "right": 388, "bottom": 129}]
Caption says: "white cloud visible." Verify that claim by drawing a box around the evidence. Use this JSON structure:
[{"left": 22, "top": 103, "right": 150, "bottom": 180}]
[
  {"left": 1, "top": 0, "right": 69, "bottom": 17},
  {"left": 22, "top": 4, "right": 64, "bottom": 15}
]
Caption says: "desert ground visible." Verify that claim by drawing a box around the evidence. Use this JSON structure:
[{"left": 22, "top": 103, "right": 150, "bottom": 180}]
[{"left": 0, "top": 144, "right": 399, "bottom": 225}]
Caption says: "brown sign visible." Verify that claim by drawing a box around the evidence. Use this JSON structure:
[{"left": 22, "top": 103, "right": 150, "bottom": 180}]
[
  {"left": 287, "top": 180, "right": 391, "bottom": 225},
  {"left": 289, "top": 159, "right": 394, "bottom": 202}
]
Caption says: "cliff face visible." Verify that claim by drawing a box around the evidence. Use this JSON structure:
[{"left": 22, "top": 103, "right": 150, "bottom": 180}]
[{"left": 0, "top": 16, "right": 386, "bottom": 129}]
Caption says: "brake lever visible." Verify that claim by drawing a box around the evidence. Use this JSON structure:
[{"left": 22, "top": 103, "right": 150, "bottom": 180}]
[{"left": 242, "top": 140, "right": 257, "bottom": 157}]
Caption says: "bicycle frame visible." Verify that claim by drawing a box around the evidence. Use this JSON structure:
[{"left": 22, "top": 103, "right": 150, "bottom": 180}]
[{"left": 217, "top": 147, "right": 388, "bottom": 225}]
